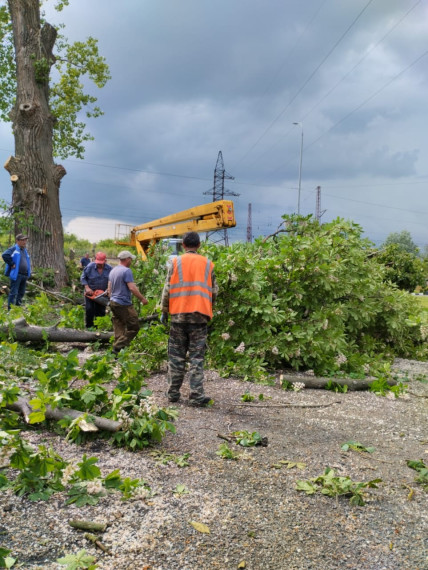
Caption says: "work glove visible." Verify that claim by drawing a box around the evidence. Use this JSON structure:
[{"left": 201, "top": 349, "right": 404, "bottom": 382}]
[{"left": 160, "top": 312, "right": 168, "bottom": 325}]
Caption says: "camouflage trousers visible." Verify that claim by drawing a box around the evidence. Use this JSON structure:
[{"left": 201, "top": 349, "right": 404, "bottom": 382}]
[
  {"left": 167, "top": 322, "right": 207, "bottom": 402},
  {"left": 110, "top": 301, "right": 140, "bottom": 352}
]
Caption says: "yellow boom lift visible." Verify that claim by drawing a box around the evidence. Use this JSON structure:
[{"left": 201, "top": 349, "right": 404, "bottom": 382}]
[{"left": 115, "top": 200, "right": 236, "bottom": 260}]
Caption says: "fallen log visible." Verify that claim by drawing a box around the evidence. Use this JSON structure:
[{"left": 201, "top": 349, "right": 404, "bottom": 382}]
[
  {"left": 1, "top": 316, "right": 159, "bottom": 344},
  {"left": 280, "top": 375, "right": 397, "bottom": 391},
  {"left": 233, "top": 401, "right": 342, "bottom": 408},
  {"left": 7, "top": 396, "right": 122, "bottom": 432},
  {"left": 0, "top": 317, "right": 112, "bottom": 343}
]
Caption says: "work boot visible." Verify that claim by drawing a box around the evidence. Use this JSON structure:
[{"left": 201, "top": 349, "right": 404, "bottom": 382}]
[{"left": 189, "top": 396, "right": 212, "bottom": 407}]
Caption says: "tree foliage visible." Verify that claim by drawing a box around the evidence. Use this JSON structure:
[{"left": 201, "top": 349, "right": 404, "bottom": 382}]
[
  {"left": 1, "top": 216, "right": 427, "bottom": 383},
  {"left": 383, "top": 230, "right": 419, "bottom": 256},
  {"left": 201, "top": 216, "right": 428, "bottom": 378},
  {"left": 0, "top": 0, "right": 111, "bottom": 287},
  {"left": 375, "top": 244, "right": 426, "bottom": 292},
  {"left": 0, "top": 0, "right": 110, "bottom": 159}
]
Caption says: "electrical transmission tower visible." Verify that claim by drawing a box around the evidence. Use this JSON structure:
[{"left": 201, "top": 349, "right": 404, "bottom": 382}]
[{"left": 204, "top": 151, "right": 239, "bottom": 246}]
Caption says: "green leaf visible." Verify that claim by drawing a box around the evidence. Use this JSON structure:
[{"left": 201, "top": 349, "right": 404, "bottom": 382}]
[
  {"left": 0, "top": 548, "right": 16, "bottom": 569},
  {"left": 407, "top": 459, "right": 426, "bottom": 472},
  {"left": 341, "top": 441, "right": 375, "bottom": 454},
  {"left": 5, "top": 557, "right": 16, "bottom": 569},
  {"left": 56, "top": 548, "right": 96, "bottom": 568},
  {"left": 0, "top": 473, "right": 10, "bottom": 488},
  {"left": 75, "top": 455, "right": 101, "bottom": 481},
  {"left": 349, "top": 493, "right": 365, "bottom": 506},
  {"left": 295, "top": 480, "right": 317, "bottom": 494},
  {"left": 103, "top": 469, "right": 122, "bottom": 489},
  {"left": 173, "top": 484, "right": 189, "bottom": 495},
  {"left": 28, "top": 410, "right": 46, "bottom": 424},
  {"left": 28, "top": 489, "right": 53, "bottom": 501}
]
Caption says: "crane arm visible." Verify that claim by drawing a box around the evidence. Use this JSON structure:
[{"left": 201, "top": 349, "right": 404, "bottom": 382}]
[{"left": 115, "top": 200, "right": 236, "bottom": 260}]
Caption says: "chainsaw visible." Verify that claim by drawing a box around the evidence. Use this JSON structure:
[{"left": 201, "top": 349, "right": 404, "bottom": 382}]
[{"left": 85, "top": 289, "right": 109, "bottom": 306}]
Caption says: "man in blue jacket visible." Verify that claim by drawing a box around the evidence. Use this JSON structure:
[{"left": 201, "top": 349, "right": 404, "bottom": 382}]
[{"left": 2, "top": 234, "right": 31, "bottom": 310}]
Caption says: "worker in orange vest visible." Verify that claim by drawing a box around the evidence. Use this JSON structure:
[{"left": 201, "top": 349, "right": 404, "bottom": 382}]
[{"left": 160, "top": 231, "right": 218, "bottom": 406}]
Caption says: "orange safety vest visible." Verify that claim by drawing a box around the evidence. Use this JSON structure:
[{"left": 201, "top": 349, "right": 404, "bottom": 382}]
[{"left": 169, "top": 253, "right": 214, "bottom": 318}]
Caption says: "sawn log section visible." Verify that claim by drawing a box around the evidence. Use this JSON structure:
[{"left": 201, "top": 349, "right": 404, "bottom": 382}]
[
  {"left": 1, "top": 316, "right": 158, "bottom": 344},
  {"left": 1, "top": 317, "right": 112, "bottom": 343}
]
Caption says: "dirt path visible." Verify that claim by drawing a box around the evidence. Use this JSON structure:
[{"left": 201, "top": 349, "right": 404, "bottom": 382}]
[{"left": 1, "top": 360, "right": 427, "bottom": 569}]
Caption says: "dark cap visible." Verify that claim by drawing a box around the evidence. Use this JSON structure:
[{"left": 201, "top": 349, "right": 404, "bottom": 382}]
[{"left": 16, "top": 234, "right": 28, "bottom": 241}]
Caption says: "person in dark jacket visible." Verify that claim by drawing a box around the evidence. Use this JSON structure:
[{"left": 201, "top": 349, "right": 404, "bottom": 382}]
[
  {"left": 2, "top": 233, "right": 31, "bottom": 310},
  {"left": 80, "top": 253, "right": 91, "bottom": 269},
  {"left": 80, "top": 251, "right": 112, "bottom": 328}
]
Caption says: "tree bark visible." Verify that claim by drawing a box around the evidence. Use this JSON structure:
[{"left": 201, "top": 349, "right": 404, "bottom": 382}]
[
  {"left": 6, "top": 0, "right": 67, "bottom": 288},
  {"left": 0, "top": 317, "right": 113, "bottom": 343}
]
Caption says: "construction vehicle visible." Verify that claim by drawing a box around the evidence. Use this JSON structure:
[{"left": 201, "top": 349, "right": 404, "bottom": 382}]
[{"left": 115, "top": 200, "right": 236, "bottom": 260}]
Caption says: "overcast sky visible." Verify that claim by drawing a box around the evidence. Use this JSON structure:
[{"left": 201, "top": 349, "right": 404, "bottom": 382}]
[{"left": 0, "top": 0, "right": 427, "bottom": 248}]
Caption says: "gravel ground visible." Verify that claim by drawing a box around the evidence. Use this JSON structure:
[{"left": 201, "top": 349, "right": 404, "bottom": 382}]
[{"left": 1, "top": 357, "right": 428, "bottom": 570}]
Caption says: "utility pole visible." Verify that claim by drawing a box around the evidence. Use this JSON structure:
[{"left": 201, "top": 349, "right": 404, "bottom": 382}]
[
  {"left": 315, "top": 186, "right": 326, "bottom": 222},
  {"left": 246, "top": 203, "right": 252, "bottom": 243},
  {"left": 293, "top": 122, "right": 303, "bottom": 215},
  {"left": 204, "top": 151, "right": 239, "bottom": 246}
]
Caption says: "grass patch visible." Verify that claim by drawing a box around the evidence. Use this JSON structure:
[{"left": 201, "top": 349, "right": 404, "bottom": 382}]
[{"left": 415, "top": 295, "right": 428, "bottom": 309}]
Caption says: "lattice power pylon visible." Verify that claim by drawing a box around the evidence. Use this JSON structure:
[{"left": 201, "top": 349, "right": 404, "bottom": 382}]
[{"left": 204, "top": 151, "right": 239, "bottom": 246}]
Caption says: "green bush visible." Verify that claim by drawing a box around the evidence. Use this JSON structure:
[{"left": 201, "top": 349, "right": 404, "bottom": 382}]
[
  {"left": 375, "top": 243, "right": 426, "bottom": 292},
  {"left": 202, "top": 216, "right": 427, "bottom": 378}
]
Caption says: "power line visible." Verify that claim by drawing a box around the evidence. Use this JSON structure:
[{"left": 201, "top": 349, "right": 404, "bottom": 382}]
[
  {"left": 248, "top": 0, "right": 330, "bottom": 115},
  {"left": 232, "top": 0, "right": 376, "bottom": 169},
  {"left": 299, "top": 0, "right": 423, "bottom": 124},
  {"left": 321, "top": 191, "right": 428, "bottom": 216},
  {"left": 249, "top": 43, "right": 428, "bottom": 185},
  {"left": 65, "top": 158, "right": 213, "bottom": 183},
  {"left": 248, "top": 0, "right": 423, "bottom": 173},
  {"left": 303, "top": 48, "right": 428, "bottom": 155}
]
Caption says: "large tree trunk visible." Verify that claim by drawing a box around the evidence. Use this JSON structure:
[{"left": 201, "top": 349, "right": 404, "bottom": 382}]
[{"left": 5, "top": 0, "right": 67, "bottom": 288}]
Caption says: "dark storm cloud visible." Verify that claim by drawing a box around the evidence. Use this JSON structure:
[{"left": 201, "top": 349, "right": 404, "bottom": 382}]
[{"left": 0, "top": 0, "right": 427, "bottom": 248}]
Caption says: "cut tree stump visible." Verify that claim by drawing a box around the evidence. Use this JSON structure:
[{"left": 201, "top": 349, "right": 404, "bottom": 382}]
[
  {"left": 7, "top": 396, "right": 122, "bottom": 432},
  {"left": 0, "top": 317, "right": 112, "bottom": 343}
]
